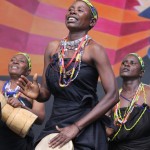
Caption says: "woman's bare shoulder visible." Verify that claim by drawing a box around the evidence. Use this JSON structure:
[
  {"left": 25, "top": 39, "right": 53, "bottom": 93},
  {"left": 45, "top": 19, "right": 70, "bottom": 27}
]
[
  {"left": 143, "top": 83, "right": 150, "bottom": 90},
  {"left": 42, "top": 40, "right": 61, "bottom": 61},
  {"left": 47, "top": 40, "right": 60, "bottom": 48}
]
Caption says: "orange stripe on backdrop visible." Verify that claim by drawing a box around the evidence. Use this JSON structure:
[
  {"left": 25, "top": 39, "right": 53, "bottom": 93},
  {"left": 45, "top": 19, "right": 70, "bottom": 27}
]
[
  {"left": 89, "top": 30, "right": 120, "bottom": 49},
  {"left": 0, "top": 48, "right": 43, "bottom": 76},
  {"left": 123, "top": 11, "right": 150, "bottom": 23},
  {"left": 41, "top": 0, "right": 148, "bottom": 23},
  {"left": 86, "top": 2, "right": 149, "bottom": 23},
  {"left": 30, "top": 55, "right": 43, "bottom": 76},
  {"left": 0, "top": 1, "right": 33, "bottom": 32},
  {"left": 112, "top": 46, "right": 148, "bottom": 77},
  {"left": 0, "top": 48, "right": 16, "bottom": 76},
  {"left": 117, "top": 30, "right": 150, "bottom": 49},
  {"left": 89, "top": 30, "right": 150, "bottom": 50},
  {"left": 30, "top": 16, "right": 68, "bottom": 38}
]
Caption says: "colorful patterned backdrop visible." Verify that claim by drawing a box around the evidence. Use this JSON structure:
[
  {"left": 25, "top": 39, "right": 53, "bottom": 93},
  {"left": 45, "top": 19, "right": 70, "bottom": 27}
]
[{"left": 0, "top": 0, "right": 150, "bottom": 76}]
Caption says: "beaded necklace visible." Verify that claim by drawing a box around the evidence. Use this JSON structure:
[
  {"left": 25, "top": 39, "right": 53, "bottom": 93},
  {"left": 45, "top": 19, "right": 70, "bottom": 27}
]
[
  {"left": 61, "top": 36, "right": 84, "bottom": 52},
  {"left": 2, "top": 80, "right": 20, "bottom": 98},
  {"left": 114, "top": 83, "right": 142, "bottom": 124},
  {"left": 58, "top": 35, "right": 89, "bottom": 87},
  {"left": 111, "top": 83, "right": 147, "bottom": 141}
]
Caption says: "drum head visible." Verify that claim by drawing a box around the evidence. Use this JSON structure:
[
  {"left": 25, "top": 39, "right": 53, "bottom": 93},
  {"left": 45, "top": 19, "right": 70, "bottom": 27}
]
[{"left": 35, "top": 133, "right": 74, "bottom": 150}]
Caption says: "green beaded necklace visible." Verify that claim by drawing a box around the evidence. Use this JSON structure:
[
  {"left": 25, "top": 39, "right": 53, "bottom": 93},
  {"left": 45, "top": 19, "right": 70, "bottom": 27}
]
[{"left": 111, "top": 83, "right": 147, "bottom": 141}]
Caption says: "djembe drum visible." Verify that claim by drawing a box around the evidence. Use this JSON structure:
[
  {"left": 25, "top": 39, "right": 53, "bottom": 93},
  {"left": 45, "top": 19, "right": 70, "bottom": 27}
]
[
  {"left": 35, "top": 133, "right": 74, "bottom": 150},
  {"left": 0, "top": 93, "right": 37, "bottom": 137}
]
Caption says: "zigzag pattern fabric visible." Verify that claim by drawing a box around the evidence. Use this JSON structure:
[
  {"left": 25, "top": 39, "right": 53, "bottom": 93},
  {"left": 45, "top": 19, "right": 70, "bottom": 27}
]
[{"left": 0, "top": 0, "right": 150, "bottom": 76}]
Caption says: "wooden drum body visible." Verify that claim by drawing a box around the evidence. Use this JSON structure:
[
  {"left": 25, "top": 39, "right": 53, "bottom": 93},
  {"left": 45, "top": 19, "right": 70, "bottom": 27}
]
[{"left": 0, "top": 93, "right": 37, "bottom": 137}]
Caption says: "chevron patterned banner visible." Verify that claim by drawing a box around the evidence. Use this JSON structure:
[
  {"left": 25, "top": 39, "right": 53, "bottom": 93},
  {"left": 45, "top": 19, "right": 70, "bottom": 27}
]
[{"left": 0, "top": 0, "right": 150, "bottom": 76}]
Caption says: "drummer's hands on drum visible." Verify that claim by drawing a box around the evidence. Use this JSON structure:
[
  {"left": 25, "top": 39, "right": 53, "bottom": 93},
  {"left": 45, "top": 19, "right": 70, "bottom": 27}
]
[
  {"left": 7, "top": 97, "right": 22, "bottom": 108},
  {"left": 49, "top": 124, "right": 80, "bottom": 148},
  {"left": 17, "top": 74, "right": 40, "bottom": 99}
]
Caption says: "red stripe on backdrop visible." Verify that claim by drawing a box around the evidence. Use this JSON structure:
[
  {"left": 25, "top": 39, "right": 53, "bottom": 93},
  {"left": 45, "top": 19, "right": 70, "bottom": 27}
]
[
  {"left": 25, "top": 34, "right": 55, "bottom": 54},
  {"left": 114, "top": 38, "right": 150, "bottom": 64},
  {"left": 0, "top": 25, "right": 56, "bottom": 54},
  {"left": 105, "top": 49, "right": 117, "bottom": 64},
  {"left": 7, "top": 0, "right": 39, "bottom": 14},
  {"left": 94, "top": 0, "right": 139, "bottom": 10},
  {"left": 120, "top": 21, "right": 150, "bottom": 35},
  {"left": 94, "top": 0, "right": 127, "bottom": 8},
  {"left": 93, "top": 0, "right": 139, "bottom": 10},
  {"left": 35, "top": 3, "right": 66, "bottom": 22},
  {"left": 125, "top": 0, "right": 140, "bottom": 10},
  {"left": 0, "top": 25, "right": 28, "bottom": 52},
  {"left": 95, "top": 19, "right": 150, "bottom": 36},
  {"left": 105, "top": 37, "right": 149, "bottom": 65}
]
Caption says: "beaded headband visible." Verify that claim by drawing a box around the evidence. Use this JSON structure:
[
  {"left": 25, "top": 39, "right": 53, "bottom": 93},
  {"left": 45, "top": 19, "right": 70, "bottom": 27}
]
[
  {"left": 17, "top": 52, "right": 32, "bottom": 70},
  {"left": 80, "top": 0, "right": 98, "bottom": 20},
  {"left": 129, "top": 53, "right": 145, "bottom": 71}
]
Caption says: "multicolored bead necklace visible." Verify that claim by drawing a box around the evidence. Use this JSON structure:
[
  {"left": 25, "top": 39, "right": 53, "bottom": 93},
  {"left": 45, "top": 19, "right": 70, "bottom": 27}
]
[
  {"left": 111, "top": 83, "right": 147, "bottom": 141},
  {"left": 114, "top": 83, "right": 142, "bottom": 124},
  {"left": 61, "top": 36, "right": 84, "bottom": 52},
  {"left": 58, "top": 35, "right": 90, "bottom": 87}
]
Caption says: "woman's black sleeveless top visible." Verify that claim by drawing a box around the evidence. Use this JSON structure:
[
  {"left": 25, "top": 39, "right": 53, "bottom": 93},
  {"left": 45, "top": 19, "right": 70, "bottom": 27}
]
[
  {"left": 109, "top": 105, "right": 150, "bottom": 150},
  {"left": 36, "top": 53, "right": 109, "bottom": 150}
]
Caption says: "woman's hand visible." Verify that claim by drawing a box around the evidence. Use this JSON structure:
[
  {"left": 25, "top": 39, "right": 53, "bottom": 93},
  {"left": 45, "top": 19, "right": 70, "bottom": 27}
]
[
  {"left": 17, "top": 74, "right": 40, "bottom": 99},
  {"left": 49, "top": 124, "right": 80, "bottom": 148},
  {"left": 105, "top": 127, "right": 114, "bottom": 137},
  {"left": 7, "top": 97, "right": 22, "bottom": 108}
]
